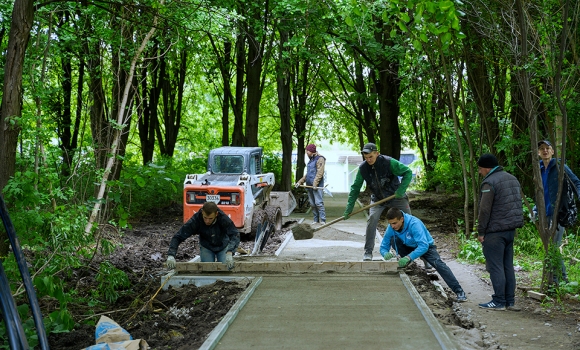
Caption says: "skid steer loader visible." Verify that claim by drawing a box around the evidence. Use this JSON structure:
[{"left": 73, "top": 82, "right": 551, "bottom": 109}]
[{"left": 183, "top": 147, "right": 292, "bottom": 254}]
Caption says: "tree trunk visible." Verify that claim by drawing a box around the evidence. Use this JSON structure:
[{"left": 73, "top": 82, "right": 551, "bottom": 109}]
[
  {"left": 84, "top": 22, "right": 108, "bottom": 174},
  {"left": 0, "top": 0, "right": 35, "bottom": 255},
  {"left": 276, "top": 29, "right": 292, "bottom": 191},
  {"left": 138, "top": 41, "right": 160, "bottom": 165},
  {"left": 244, "top": 31, "right": 263, "bottom": 147},
  {"left": 85, "top": 4, "right": 160, "bottom": 235},
  {"left": 464, "top": 20, "right": 500, "bottom": 153},
  {"left": 221, "top": 40, "right": 232, "bottom": 146},
  {"left": 157, "top": 48, "right": 186, "bottom": 157},
  {"left": 231, "top": 33, "right": 245, "bottom": 146},
  {"left": 442, "top": 53, "right": 471, "bottom": 237},
  {"left": 109, "top": 31, "right": 134, "bottom": 182},
  {"left": 0, "top": 0, "right": 34, "bottom": 193},
  {"left": 376, "top": 59, "right": 401, "bottom": 158}
]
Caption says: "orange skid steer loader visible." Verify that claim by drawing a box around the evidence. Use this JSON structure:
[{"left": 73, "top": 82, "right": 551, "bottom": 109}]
[{"left": 183, "top": 147, "right": 285, "bottom": 254}]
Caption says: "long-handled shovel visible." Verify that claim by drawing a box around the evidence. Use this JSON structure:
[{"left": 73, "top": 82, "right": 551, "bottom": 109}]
[
  {"left": 299, "top": 184, "right": 333, "bottom": 197},
  {"left": 291, "top": 194, "right": 396, "bottom": 240}
]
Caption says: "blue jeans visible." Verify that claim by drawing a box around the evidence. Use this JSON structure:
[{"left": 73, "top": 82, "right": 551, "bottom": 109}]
[
  {"left": 365, "top": 197, "right": 411, "bottom": 254},
  {"left": 307, "top": 188, "right": 326, "bottom": 223},
  {"left": 547, "top": 216, "right": 567, "bottom": 282},
  {"left": 481, "top": 230, "right": 516, "bottom": 305},
  {"left": 393, "top": 237, "right": 463, "bottom": 294},
  {"left": 200, "top": 246, "right": 228, "bottom": 263}
]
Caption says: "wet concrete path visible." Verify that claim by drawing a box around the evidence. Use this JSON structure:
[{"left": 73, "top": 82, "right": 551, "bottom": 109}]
[{"left": 187, "top": 193, "right": 460, "bottom": 350}]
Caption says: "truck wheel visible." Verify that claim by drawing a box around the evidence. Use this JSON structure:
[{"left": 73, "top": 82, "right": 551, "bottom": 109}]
[
  {"left": 249, "top": 209, "right": 267, "bottom": 240},
  {"left": 265, "top": 206, "right": 282, "bottom": 232}
]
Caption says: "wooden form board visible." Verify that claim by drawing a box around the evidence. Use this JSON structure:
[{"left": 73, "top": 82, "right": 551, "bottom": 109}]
[{"left": 175, "top": 261, "right": 399, "bottom": 273}]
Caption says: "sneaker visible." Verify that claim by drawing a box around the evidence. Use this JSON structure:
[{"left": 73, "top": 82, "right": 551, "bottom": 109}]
[
  {"left": 478, "top": 300, "right": 506, "bottom": 310},
  {"left": 456, "top": 291, "right": 467, "bottom": 302},
  {"left": 320, "top": 221, "right": 326, "bottom": 225},
  {"left": 506, "top": 304, "right": 521, "bottom": 311},
  {"left": 310, "top": 221, "right": 319, "bottom": 225},
  {"left": 363, "top": 253, "right": 372, "bottom": 261}
]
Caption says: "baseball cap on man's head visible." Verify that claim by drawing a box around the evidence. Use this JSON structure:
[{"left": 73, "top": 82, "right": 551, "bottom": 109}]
[
  {"left": 538, "top": 140, "right": 552, "bottom": 148},
  {"left": 361, "top": 143, "right": 378, "bottom": 154}
]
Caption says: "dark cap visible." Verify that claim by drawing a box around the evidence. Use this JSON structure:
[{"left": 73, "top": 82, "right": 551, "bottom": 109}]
[
  {"left": 538, "top": 140, "right": 552, "bottom": 148},
  {"left": 361, "top": 143, "right": 378, "bottom": 154},
  {"left": 306, "top": 144, "right": 317, "bottom": 152},
  {"left": 477, "top": 153, "right": 499, "bottom": 168}
]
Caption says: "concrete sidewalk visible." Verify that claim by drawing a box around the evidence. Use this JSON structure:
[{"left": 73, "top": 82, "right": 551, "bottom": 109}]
[{"left": 281, "top": 192, "right": 383, "bottom": 262}]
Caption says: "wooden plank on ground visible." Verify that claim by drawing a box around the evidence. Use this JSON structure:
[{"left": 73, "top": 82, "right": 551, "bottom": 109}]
[
  {"left": 527, "top": 290, "right": 547, "bottom": 301},
  {"left": 175, "top": 261, "right": 399, "bottom": 273}
]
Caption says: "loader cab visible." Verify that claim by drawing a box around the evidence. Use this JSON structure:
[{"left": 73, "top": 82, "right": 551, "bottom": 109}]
[
  {"left": 208, "top": 147, "right": 263, "bottom": 175},
  {"left": 213, "top": 155, "right": 244, "bottom": 174}
]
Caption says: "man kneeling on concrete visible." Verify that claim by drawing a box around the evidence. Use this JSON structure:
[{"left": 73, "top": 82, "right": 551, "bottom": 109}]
[
  {"left": 380, "top": 208, "right": 467, "bottom": 302},
  {"left": 166, "top": 202, "right": 240, "bottom": 270}
]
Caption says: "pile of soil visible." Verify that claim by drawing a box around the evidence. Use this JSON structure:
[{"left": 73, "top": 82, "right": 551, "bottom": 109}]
[
  {"left": 47, "top": 203, "right": 295, "bottom": 349},
  {"left": 48, "top": 280, "right": 248, "bottom": 349}
]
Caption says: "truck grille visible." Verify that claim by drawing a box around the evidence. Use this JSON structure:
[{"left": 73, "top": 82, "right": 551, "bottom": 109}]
[{"left": 185, "top": 190, "right": 240, "bottom": 205}]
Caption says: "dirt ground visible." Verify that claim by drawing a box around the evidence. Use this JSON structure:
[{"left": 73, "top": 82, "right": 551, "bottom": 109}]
[{"left": 47, "top": 191, "right": 580, "bottom": 349}]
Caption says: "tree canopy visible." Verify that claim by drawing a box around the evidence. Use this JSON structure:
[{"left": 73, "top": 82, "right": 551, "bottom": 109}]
[{"left": 1, "top": 0, "right": 580, "bottom": 304}]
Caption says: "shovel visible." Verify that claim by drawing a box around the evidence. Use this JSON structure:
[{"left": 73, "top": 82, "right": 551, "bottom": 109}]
[
  {"left": 298, "top": 184, "right": 334, "bottom": 197},
  {"left": 291, "top": 194, "right": 396, "bottom": 240}
]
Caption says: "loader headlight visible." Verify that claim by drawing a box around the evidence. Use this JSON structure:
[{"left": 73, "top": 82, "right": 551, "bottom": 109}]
[{"left": 231, "top": 193, "right": 239, "bottom": 205}]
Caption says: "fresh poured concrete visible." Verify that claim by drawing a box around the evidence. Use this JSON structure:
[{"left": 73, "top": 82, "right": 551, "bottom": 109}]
[{"left": 211, "top": 274, "right": 448, "bottom": 350}]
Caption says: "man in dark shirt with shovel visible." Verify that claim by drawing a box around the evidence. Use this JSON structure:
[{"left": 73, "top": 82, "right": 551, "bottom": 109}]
[{"left": 343, "top": 143, "right": 422, "bottom": 263}]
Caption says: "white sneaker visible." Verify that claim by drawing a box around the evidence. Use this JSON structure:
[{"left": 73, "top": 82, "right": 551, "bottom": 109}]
[
  {"left": 363, "top": 253, "right": 372, "bottom": 261},
  {"left": 310, "top": 221, "right": 319, "bottom": 225}
]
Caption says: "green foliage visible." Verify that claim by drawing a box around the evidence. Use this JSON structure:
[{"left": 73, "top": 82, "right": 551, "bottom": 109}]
[
  {"left": 457, "top": 236, "right": 485, "bottom": 263},
  {"left": 1, "top": 173, "right": 94, "bottom": 339},
  {"left": 263, "top": 151, "right": 283, "bottom": 185},
  {"left": 426, "top": 153, "right": 465, "bottom": 192},
  {"left": 514, "top": 222, "right": 543, "bottom": 256},
  {"left": 119, "top": 157, "right": 190, "bottom": 217},
  {"left": 95, "top": 261, "right": 130, "bottom": 303}
]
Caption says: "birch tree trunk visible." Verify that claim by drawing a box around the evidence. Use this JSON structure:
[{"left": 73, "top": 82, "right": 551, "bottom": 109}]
[{"left": 84, "top": 3, "right": 162, "bottom": 235}]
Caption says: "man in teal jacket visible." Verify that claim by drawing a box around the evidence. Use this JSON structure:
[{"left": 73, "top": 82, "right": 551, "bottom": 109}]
[
  {"left": 344, "top": 143, "right": 433, "bottom": 267},
  {"left": 380, "top": 208, "right": 467, "bottom": 302}
]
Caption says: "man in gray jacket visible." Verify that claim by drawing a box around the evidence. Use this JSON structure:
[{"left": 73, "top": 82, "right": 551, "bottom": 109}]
[{"left": 477, "top": 153, "right": 524, "bottom": 311}]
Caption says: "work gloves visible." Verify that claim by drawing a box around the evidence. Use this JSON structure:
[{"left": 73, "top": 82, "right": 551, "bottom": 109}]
[
  {"left": 225, "top": 253, "right": 234, "bottom": 270},
  {"left": 383, "top": 252, "right": 394, "bottom": 261},
  {"left": 398, "top": 256, "right": 411, "bottom": 268},
  {"left": 343, "top": 204, "right": 354, "bottom": 220},
  {"left": 166, "top": 255, "right": 176, "bottom": 269}
]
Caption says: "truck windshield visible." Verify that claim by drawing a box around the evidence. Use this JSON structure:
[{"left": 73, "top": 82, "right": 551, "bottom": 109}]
[{"left": 213, "top": 155, "right": 244, "bottom": 174}]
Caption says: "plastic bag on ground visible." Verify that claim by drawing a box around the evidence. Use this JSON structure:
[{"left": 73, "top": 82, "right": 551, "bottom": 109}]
[{"left": 80, "top": 315, "right": 149, "bottom": 350}]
